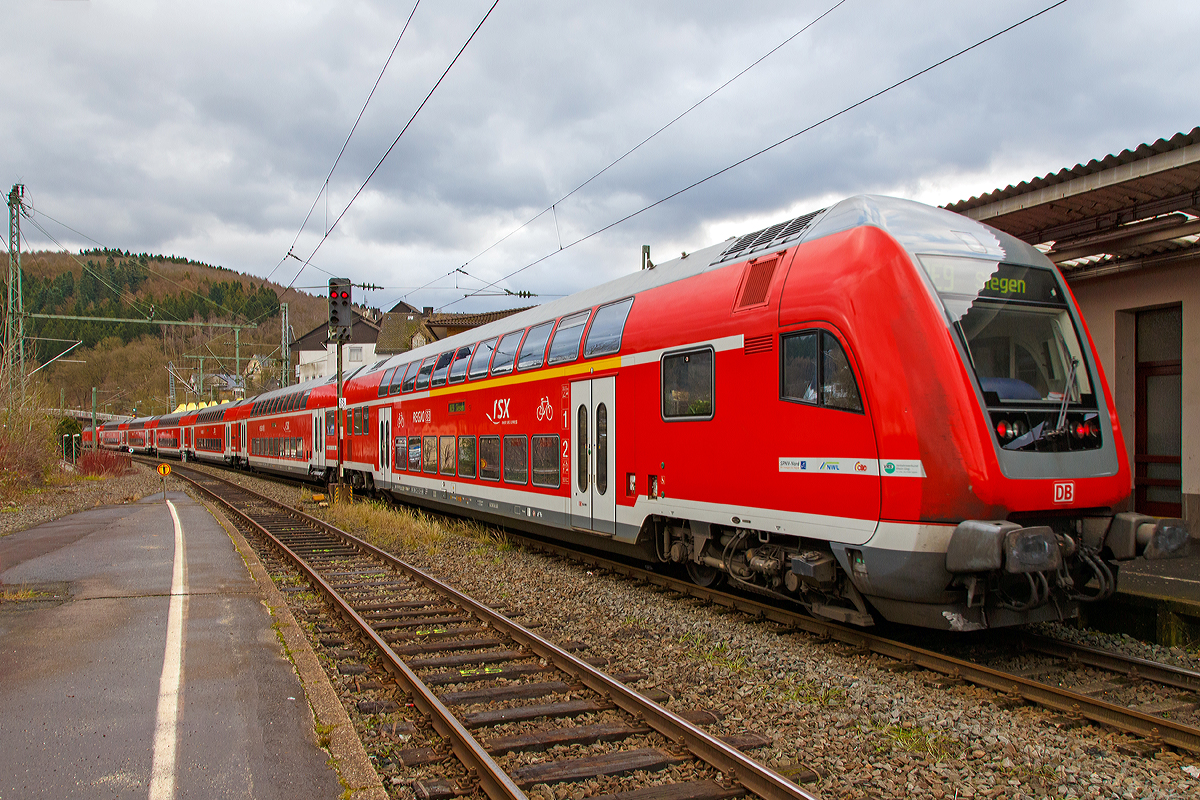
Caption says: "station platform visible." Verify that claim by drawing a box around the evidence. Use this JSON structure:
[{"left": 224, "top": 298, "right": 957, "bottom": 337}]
[
  {"left": 1084, "top": 546, "right": 1200, "bottom": 648},
  {"left": 0, "top": 490, "right": 345, "bottom": 799}
]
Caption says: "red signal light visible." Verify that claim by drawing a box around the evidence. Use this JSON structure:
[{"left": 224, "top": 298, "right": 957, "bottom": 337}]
[
  {"left": 996, "top": 420, "right": 1009, "bottom": 439},
  {"left": 340, "top": 291, "right": 349, "bottom": 299}
]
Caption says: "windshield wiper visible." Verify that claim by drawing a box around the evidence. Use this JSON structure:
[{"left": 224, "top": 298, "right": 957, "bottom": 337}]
[{"left": 1053, "top": 358, "right": 1080, "bottom": 435}]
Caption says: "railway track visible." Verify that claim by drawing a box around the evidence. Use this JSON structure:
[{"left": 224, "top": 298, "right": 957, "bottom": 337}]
[
  {"left": 492, "top": 531, "right": 1200, "bottom": 757},
  {"left": 166, "top": 461, "right": 821, "bottom": 800}
]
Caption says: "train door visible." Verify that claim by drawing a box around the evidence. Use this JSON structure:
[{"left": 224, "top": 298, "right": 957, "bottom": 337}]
[
  {"left": 314, "top": 412, "right": 325, "bottom": 471},
  {"left": 225, "top": 424, "right": 231, "bottom": 458},
  {"left": 570, "top": 376, "right": 616, "bottom": 535},
  {"left": 325, "top": 410, "right": 337, "bottom": 466},
  {"left": 375, "top": 406, "right": 391, "bottom": 487}
]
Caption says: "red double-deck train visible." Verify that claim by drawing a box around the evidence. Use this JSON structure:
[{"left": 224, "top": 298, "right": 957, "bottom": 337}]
[{"left": 87, "top": 195, "right": 1188, "bottom": 630}]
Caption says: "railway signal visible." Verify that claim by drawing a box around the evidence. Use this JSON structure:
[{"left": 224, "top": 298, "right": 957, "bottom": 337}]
[{"left": 328, "top": 278, "right": 352, "bottom": 341}]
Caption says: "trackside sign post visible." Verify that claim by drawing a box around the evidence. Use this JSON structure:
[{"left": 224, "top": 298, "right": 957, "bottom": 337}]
[{"left": 158, "top": 463, "right": 171, "bottom": 503}]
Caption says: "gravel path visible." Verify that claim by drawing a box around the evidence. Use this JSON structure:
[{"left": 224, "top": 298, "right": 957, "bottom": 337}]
[
  {"left": 178, "top": 465, "right": 1200, "bottom": 800},
  {"left": 0, "top": 461, "right": 165, "bottom": 539}
]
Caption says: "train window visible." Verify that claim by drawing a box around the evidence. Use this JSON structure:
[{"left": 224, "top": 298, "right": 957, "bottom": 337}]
[
  {"left": 414, "top": 356, "right": 436, "bottom": 391},
  {"left": 431, "top": 350, "right": 455, "bottom": 387},
  {"left": 503, "top": 435, "right": 528, "bottom": 484},
  {"left": 661, "top": 348, "right": 714, "bottom": 420},
  {"left": 547, "top": 310, "right": 590, "bottom": 365},
  {"left": 378, "top": 367, "right": 397, "bottom": 397},
  {"left": 517, "top": 321, "right": 554, "bottom": 371},
  {"left": 448, "top": 345, "right": 474, "bottom": 384},
  {"left": 300, "top": 390, "right": 311, "bottom": 409},
  {"left": 353, "top": 407, "right": 361, "bottom": 436},
  {"left": 782, "top": 332, "right": 819, "bottom": 403},
  {"left": 423, "top": 435, "right": 438, "bottom": 473},
  {"left": 363, "top": 407, "right": 370, "bottom": 435},
  {"left": 439, "top": 436, "right": 456, "bottom": 475},
  {"left": 490, "top": 331, "right": 524, "bottom": 376},
  {"left": 395, "top": 433, "right": 408, "bottom": 471},
  {"left": 468, "top": 338, "right": 496, "bottom": 380},
  {"left": 532, "top": 435, "right": 560, "bottom": 488},
  {"left": 479, "top": 436, "right": 500, "bottom": 480},
  {"left": 781, "top": 330, "right": 863, "bottom": 413},
  {"left": 576, "top": 404, "right": 588, "bottom": 493},
  {"left": 596, "top": 404, "right": 608, "bottom": 495},
  {"left": 457, "top": 436, "right": 477, "bottom": 478},
  {"left": 389, "top": 364, "right": 406, "bottom": 395},
  {"left": 400, "top": 361, "right": 420, "bottom": 393},
  {"left": 326, "top": 410, "right": 335, "bottom": 437},
  {"left": 584, "top": 297, "right": 634, "bottom": 358},
  {"left": 408, "top": 436, "right": 422, "bottom": 470},
  {"left": 821, "top": 334, "right": 863, "bottom": 412}
]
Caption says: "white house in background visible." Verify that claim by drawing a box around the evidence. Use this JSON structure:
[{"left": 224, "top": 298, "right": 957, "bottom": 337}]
[{"left": 290, "top": 309, "right": 382, "bottom": 382}]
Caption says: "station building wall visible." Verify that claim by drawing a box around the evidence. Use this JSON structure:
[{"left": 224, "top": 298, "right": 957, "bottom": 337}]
[{"left": 1069, "top": 256, "right": 1199, "bottom": 538}]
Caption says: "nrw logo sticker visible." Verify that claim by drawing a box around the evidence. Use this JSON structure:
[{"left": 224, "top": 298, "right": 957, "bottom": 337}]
[{"left": 1053, "top": 481, "right": 1075, "bottom": 504}]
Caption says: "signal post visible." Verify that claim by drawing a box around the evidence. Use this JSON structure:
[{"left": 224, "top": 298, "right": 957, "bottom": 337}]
[{"left": 327, "top": 278, "right": 352, "bottom": 505}]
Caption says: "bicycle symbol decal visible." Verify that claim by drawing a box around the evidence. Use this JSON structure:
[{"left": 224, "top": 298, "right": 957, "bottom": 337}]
[{"left": 537, "top": 396, "right": 554, "bottom": 421}]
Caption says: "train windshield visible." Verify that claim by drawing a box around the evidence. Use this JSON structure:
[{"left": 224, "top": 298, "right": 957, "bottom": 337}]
[{"left": 920, "top": 256, "right": 1094, "bottom": 406}]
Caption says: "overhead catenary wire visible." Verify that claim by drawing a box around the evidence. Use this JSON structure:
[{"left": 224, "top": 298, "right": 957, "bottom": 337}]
[
  {"left": 445, "top": 0, "right": 851, "bottom": 284},
  {"left": 267, "top": 0, "right": 424, "bottom": 284},
  {"left": 446, "top": 0, "right": 1071, "bottom": 310},
  {"left": 283, "top": 0, "right": 501, "bottom": 295}
]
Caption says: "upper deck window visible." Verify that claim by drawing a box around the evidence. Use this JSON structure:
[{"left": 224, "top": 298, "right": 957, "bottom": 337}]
[
  {"left": 584, "top": 298, "right": 634, "bottom": 358},
  {"left": 430, "top": 350, "right": 454, "bottom": 387},
  {"left": 490, "top": 331, "right": 524, "bottom": 376},
  {"left": 400, "top": 361, "right": 420, "bottom": 392},
  {"left": 414, "top": 356, "right": 436, "bottom": 391},
  {"left": 547, "top": 310, "right": 589, "bottom": 365},
  {"left": 781, "top": 330, "right": 863, "bottom": 413},
  {"left": 517, "top": 321, "right": 554, "bottom": 371},
  {"left": 378, "top": 367, "right": 397, "bottom": 397},
  {"left": 469, "top": 338, "right": 497, "bottom": 380},
  {"left": 448, "top": 345, "right": 473, "bottom": 384}
]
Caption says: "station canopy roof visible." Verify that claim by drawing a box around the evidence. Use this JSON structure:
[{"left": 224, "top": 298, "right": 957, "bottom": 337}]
[{"left": 944, "top": 127, "right": 1200, "bottom": 281}]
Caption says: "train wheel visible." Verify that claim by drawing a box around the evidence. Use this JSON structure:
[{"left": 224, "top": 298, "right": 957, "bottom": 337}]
[{"left": 686, "top": 562, "right": 725, "bottom": 589}]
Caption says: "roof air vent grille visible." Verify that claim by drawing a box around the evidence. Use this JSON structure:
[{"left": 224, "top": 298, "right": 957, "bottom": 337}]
[{"left": 714, "top": 207, "right": 826, "bottom": 264}]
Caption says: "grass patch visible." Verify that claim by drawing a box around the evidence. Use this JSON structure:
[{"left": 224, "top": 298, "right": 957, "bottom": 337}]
[
  {"left": 874, "top": 724, "right": 963, "bottom": 761},
  {"left": 678, "top": 631, "right": 750, "bottom": 672},
  {"left": 0, "top": 584, "right": 52, "bottom": 603},
  {"left": 320, "top": 497, "right": 511, "bottom": 557}
]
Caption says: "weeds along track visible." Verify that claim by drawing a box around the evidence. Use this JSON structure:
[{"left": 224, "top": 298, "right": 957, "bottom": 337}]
[{"left": 168, "top": 462, "right": 820, "bottom": 800}]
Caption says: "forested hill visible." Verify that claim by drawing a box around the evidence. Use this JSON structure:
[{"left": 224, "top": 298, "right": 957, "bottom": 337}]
[
  {"left": 17, "top": 248, "right": 329, "bottom": 415},
  {"left": 20, "top": 249, "right": 291, "bottom": 356}
]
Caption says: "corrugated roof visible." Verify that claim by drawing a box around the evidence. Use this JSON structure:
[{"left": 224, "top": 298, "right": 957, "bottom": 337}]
[
  {"left": 427, "top": 307, "right": 533, "bottom": 327},
  {"left": 943, "top": 128, "right": 1200, "bottom": 279},
  {"left": 946, "top": 127, "right": 1200, "bottom": 216}
]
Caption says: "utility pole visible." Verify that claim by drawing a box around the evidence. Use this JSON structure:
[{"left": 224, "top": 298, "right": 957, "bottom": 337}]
[
  {"left": 7, "top": 184, "right": 26, "bottom": 401},
  {"left": 167, "top": 360, "right": 176, "bottom": 410},
  {"left": 91, "top": 386, "right": 97, "bottom": 450},
  {"left": 280, "top": 302, "right": 289, "bottom": 387}
]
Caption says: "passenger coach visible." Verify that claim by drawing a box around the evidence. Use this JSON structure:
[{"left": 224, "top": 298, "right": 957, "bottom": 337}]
[{"left": 98, "top": 195, "right": 1189, "bottom": 631}]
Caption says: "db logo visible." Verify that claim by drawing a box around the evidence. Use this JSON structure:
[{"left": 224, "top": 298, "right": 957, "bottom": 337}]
[{"left": 1053, "top": 481, "right": 1075, "bottom": 504}]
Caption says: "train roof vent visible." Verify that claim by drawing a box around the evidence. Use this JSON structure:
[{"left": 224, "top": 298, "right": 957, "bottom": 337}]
[
  {"left": 735, "top": 254, "right": 781, "bottom": 310},
  {"left": 713, "top": 207, "right": 826, "bottom": 265}
]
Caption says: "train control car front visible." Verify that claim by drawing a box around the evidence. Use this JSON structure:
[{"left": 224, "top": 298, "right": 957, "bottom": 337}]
[{"left": 808, "top": 197, "right": 1187, "bottom": 630}]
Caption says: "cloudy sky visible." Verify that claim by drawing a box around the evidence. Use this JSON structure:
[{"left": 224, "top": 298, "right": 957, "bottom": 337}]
[{"left": 4, "top": 0, "right": 1198, "bottom": 314}]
